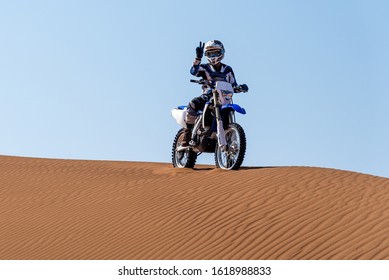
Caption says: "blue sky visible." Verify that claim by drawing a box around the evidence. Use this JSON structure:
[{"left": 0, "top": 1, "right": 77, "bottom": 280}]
[{"left": 0, "top": 0, "right": 388, "bottom": 178}]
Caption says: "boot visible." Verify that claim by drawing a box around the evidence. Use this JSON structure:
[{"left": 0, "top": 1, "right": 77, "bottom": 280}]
[{"left": 181, "top": 124, "right": 193, "bottom": 147}]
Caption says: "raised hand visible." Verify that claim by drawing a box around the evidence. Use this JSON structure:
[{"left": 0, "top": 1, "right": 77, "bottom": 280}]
[{"left": 196, "top": 41, "right": 205, "bottom": 59}]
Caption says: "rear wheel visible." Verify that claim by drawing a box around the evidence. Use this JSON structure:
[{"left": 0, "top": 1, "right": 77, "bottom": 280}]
[
  {"left": 214, "top": 123, "right": 246, "bottom": 170},
  {"left": 172, "top": 128, "right": 197, "bottom": 168}
]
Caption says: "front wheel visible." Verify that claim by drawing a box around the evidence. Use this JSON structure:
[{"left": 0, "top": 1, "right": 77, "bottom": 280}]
[
  {"left": 172, "top": 128, "right": 197, "bottom": 168},
  {"left": 215, "top": 123, "right": 246, "bottom": 170}
]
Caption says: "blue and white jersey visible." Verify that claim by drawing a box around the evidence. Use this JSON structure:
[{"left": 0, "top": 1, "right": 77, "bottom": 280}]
[{"left": 190, "top": 62, "right": 238, "bottom": 94}]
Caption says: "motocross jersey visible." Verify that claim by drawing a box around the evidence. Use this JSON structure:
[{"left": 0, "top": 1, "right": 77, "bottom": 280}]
[{"left": 190, "top": 62, "right": 238, "bottom": 94}]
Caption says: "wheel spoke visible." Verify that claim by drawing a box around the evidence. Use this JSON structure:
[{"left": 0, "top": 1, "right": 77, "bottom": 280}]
[
  {"left": 215, "top": 123, "right": 246, "bottom": 170},
  {"left": 220, "top": 128, "right": 239, "bottom": 168}
]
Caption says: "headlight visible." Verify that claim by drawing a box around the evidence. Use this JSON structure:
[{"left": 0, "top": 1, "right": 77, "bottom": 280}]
[{"left": 221, "top": 90, "right": 233, "bottom": 100}]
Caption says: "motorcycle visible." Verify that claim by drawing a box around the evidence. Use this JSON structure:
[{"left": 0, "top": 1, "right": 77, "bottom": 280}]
[{"left": 171, "top": 79, "right": 248, "bottom": 170}]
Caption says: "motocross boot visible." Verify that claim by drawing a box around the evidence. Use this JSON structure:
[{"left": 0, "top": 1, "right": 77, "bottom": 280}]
[{"left": 180, "top": 124, "right": 193, "bottom": 147}]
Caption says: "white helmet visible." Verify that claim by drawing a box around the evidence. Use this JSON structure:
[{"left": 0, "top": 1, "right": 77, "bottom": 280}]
[{"left": 204, "top": 40, "right": 225, "bottom": 65}]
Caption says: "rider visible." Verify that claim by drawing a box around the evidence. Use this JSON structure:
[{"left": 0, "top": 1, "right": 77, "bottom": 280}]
[{"left": 181, "top": 40, "right": 248, "bottom": 147}]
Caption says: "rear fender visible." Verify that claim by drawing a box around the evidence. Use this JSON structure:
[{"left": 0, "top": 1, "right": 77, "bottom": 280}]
[{"left": 171, "top": 106, "right": 187, "bottom": 128}]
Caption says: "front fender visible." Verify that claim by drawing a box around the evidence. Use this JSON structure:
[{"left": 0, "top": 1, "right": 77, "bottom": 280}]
[{"left": 221, "top": 104, "right": 246, "bottom": 114}]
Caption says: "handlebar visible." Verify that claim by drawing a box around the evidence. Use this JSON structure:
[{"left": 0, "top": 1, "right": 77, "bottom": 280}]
[
  {"left": 190, "top": 79, "right": 210, "bottom": 85},
  {"left": 190, "top": 79, "right": 248, "bottom": 93}
]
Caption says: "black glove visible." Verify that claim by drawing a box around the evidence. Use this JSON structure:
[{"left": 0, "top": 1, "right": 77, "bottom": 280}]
[
  {"left": 236, "top": 84, "right": 248, "bottom": 92},
  {"left": 196, "top": 41, "right": 205, "bottom": 59},
  {"left": 240, "top": 84, "right": 249, "bottom": 92}
]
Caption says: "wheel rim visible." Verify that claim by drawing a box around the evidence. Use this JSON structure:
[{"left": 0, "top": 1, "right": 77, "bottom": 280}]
[{"left": 216, "top": 126, "right": 241, "bottom": 169}]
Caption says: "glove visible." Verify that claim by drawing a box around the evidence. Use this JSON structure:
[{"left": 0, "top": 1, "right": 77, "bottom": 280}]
[
  {"left": 196, "top": 41, "right": 205, "bottom": 59},
  {"left": 240, "top": 84, "right": 249, "bottom": 92},
  {"left": 236, "top": 84, "right": 249, "bottom": 92}
]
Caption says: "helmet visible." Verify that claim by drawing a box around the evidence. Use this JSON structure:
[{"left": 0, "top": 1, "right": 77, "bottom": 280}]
[{"left": 204, "top": 40, "right": 225, "bottom": 65}]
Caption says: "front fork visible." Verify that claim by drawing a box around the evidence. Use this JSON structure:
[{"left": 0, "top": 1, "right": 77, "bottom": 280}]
[
  {"left": 215, "top": 106, "right": 227, "bottom": 148},
  {"left": 212, "top": 88, "right": 228, "bottom": 149}
]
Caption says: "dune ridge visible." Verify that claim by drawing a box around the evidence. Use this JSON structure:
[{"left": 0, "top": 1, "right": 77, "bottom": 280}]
[{"left": 0, "top": 155, "right": 388, "bottom": 260}]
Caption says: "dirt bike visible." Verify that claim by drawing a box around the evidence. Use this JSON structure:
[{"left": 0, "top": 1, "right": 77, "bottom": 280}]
[{"left": 171, "top": 79, "right": 248, "bottom": 170}]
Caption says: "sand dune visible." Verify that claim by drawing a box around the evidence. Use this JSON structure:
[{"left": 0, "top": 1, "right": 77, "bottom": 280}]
[{"left": 0, "top": 155, "right": 388, "bottom": 260}]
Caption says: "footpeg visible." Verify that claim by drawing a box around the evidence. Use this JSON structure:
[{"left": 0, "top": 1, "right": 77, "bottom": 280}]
[{"left": 176, "top": 145, "right": 189, "bottom": 152}]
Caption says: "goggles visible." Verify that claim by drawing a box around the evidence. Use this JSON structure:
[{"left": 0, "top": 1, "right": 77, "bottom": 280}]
[{"left": 205, "top": 49, "right": 224, "bottom": 58}]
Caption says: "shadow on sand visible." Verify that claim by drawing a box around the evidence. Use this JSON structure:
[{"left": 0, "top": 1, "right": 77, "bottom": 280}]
[{"left": 191, "top": 166, "right": 280, "bottom": 171}]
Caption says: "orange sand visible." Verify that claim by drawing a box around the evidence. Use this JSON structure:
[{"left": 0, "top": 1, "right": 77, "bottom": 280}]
[{"left": 0, "top": 155, "right": 388, "bottom": 259}]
